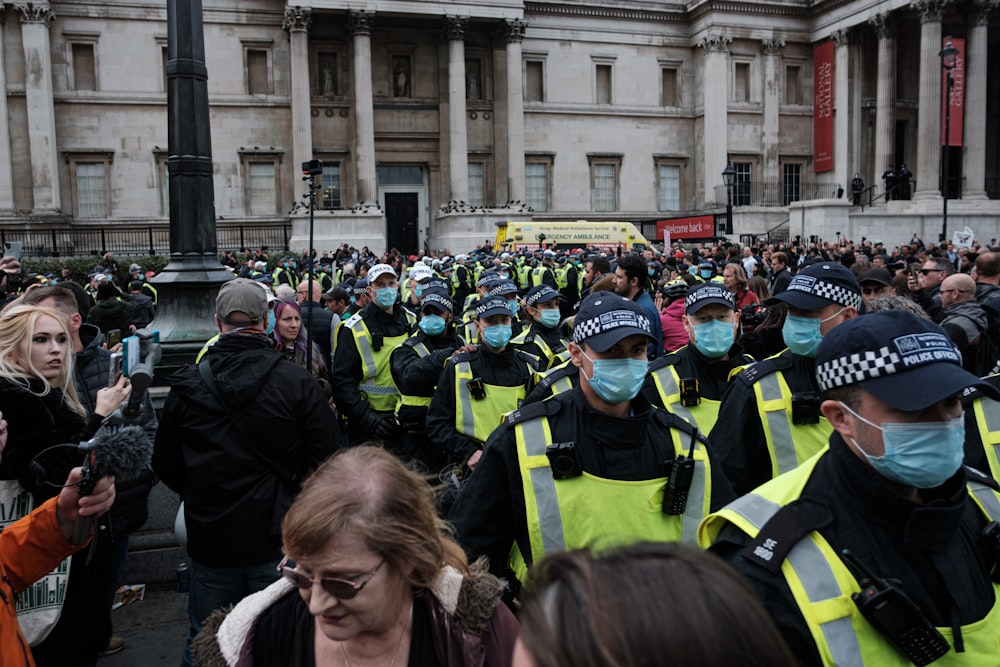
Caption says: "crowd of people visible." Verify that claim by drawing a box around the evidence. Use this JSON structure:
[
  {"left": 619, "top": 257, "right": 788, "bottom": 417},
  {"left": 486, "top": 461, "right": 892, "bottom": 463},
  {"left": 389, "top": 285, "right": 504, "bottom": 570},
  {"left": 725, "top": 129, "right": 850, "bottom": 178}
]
[{"left": 2, "top": 229, "right": 1000, "bottom": 666}]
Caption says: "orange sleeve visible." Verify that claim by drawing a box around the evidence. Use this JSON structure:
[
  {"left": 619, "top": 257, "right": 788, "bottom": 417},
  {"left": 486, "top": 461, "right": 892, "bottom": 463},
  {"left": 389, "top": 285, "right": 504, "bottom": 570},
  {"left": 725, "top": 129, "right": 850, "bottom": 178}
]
[{"left": 0, "top": 498, "right": 82, "bottom": 593}]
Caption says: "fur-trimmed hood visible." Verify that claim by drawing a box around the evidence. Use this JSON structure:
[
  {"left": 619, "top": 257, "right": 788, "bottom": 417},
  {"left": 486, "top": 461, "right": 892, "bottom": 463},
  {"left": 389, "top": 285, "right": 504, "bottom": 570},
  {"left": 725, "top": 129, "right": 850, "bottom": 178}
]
[{"left": 194, "top": 561, "right": 508, "bottom": 667}]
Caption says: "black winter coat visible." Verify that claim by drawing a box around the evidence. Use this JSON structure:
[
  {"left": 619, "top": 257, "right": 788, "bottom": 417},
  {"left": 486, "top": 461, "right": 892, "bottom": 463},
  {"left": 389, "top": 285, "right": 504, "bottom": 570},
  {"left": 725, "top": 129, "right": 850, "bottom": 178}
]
[{"left": 153, "top": 332, "right": 339, "bottom": 567}]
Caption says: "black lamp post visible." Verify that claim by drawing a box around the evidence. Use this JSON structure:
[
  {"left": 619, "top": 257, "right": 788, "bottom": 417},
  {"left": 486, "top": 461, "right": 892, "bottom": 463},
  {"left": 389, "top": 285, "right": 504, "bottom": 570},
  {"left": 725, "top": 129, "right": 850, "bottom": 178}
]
[
  {"left": 722, "top": 163, "right": 736, "bottom": 235},
  {"left": 939, "top": 38, "right": 958, "bottom": 243}
]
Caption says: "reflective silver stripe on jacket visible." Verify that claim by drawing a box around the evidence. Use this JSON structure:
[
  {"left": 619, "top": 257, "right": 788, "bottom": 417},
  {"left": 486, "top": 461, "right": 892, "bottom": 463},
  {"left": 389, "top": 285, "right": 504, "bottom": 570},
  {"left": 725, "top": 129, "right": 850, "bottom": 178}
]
[
  {"left": 350, "top": 320, "right": 378, "bottom": 381},
  {"left": 520, "top": 416, "right": 567, "bottom": 554},
  {"left": 979, "top": 397, "right": 1000, "bottom": 460},
  {"left": 681, "top": 440, "right": 708, "bottom": 546},
  {"left": 970, "top": 479, "right": 1000, "bottom": 520},
  {"left": 412, "top": 342, "right": 431, "bottom": 358},
  {"left": 757, "top": 373, "right": 799, "bottom": 473},
  {"left": 652, "top": 364, "right": 696, "bottom": 427},
  {"left": 358, "top": 383, "right": 397, "bottom": 396},
  {"left": 723, "top": 492, "right": 864, "bottom": 667},
  {"left": 455, "top": 361, "right": 477, "bottom": 438}
]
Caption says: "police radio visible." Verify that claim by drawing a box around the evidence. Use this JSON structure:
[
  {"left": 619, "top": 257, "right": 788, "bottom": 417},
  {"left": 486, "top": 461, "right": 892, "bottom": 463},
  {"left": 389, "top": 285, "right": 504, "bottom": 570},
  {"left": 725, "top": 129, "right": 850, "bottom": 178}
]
[
  {"left": 662, "top": 428, "right": 697, "bottom": 516},
  {"left": 840, "top": 549, "right": 950, "bottom": 666}
]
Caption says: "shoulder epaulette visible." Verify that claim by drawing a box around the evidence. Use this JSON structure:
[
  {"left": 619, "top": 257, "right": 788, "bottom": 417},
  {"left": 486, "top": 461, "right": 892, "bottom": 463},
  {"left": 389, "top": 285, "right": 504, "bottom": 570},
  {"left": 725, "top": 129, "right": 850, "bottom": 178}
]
[
  {"left": 539, "top": 363, "right": 578, "bottom": 389},
  {"left": 515, "top": 349, "right": 542, "bottom": 370},
  {"left": 344, "top": 312, "right": 364, "bottom": 328},
  {"left": 449, "top": 350, "right": 476, "bottom": 365},
  {"left": 736, "top": 354, "right": 792, "bottom": 386},
  {"left": 740, "top": 499, "right": 832, "bottom": 575},
  {"left": 503, "top": 397, "right": 557, "bottom": 427},
  {"left": 648, "top": 353, "right": 680, "bottom": 372},
  {"left": 965, "top": 465, "right": 1000, "bottom": 491}
]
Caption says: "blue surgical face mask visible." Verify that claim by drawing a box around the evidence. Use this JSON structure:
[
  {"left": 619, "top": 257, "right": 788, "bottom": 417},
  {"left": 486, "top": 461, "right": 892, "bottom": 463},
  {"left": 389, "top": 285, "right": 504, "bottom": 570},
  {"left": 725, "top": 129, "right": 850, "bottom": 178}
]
[
  {"left": 419, "top": 313, "right": 447, "bottom": 336},
  {"left": 507, "top": 299, "right": 520, "bottom": 315},
  {"left": 374, "top": 286, "right": 397, "bottom": 309},
  {"left": 414, "top": 283, "right": 424, "bottom": 298},
  {"left": 648, "top": 269, "right": 656, "bottom": 277},
  {"left": 782, "top": 308, "right": 845, "bottom": 357},
  {"left": 538, "top": 309, "right": 561, "bottom": 329},
  {"left": 700, "top": 270, "right": 712, "bottom": 280},
  {"left": 482, "top": 323, "right": 513, "bottom": 349},
  {"left": 692, "top": 318, "right": 735, "bottom": 358},
  {"left": 840, "top": 402, "right": 964, "bottom": 488},
  {"left": 266, "top": 310, "right": 276, "bottom": 335},
  {"left": 581, "top": 349, "right": 648, "bottom": 404},
  {"left": 350, "top": 295, "right": 356, "bottom": 305}
]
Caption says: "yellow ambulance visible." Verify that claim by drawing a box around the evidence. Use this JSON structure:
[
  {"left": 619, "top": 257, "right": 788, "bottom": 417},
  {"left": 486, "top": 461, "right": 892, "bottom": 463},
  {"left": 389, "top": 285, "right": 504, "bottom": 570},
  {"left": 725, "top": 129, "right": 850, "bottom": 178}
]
[{"left": 495, "top": 221, "right": 650, "bottom": 252}]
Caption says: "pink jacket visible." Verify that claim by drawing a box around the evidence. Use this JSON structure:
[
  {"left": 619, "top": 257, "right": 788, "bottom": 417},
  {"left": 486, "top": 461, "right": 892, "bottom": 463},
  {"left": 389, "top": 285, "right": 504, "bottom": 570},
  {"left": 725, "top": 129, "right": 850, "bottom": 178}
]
[{"left": 661, "top": 298, "right": 689, "bottom": 353}]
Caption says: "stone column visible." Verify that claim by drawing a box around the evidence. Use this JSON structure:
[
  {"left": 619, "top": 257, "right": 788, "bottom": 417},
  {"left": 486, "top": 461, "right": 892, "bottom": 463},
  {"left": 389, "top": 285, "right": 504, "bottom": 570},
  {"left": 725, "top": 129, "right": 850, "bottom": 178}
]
[
  {"left": 760, "top": 39, "right": 784, "bottom": 193},
  {"left": 832, "top": 30, "right": 851, "bottom": 195},
  {"left": 445, "top": 16, "right": 469, "bottom": 203},
  {"left": 699, "top": 33, "right": 731, "bottom": 209},
  {"left": 349, "top": 11, "right": 377, "bottom": 204},
  {"left": 283, "top": 7, "right": 312, "bottom": 193},
  {"left": 962, "top": 1, "right": 995, "bottom": 200},
  {"left": 15, "top": 2, "right": 60, "bottom": 213},
  {"left": 870, "top": 13, "right": 896, "bottom": 186},
  {"left": 0, "top": 6, "right": 14, "bottom": 212},
  {"left": 503, "top": 19, "right": 527, "bottom": 204},
  {"left": 912, "top": 0, "right": 948, "bottom": 200}
]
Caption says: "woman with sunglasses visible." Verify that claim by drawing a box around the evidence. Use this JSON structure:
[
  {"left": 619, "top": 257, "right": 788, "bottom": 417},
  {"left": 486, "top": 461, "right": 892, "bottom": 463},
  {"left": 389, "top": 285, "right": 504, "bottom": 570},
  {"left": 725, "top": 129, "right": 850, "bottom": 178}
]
[{"left": 194, "top": 445, "right": 519, "bottom": 666}]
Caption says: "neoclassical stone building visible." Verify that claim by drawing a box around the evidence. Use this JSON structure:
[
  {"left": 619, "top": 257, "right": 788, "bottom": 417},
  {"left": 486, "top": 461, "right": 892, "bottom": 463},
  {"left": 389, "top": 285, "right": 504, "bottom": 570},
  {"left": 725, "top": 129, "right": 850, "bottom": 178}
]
[{"left": 0, "top": 0, "right": 997, "bottom": 254}]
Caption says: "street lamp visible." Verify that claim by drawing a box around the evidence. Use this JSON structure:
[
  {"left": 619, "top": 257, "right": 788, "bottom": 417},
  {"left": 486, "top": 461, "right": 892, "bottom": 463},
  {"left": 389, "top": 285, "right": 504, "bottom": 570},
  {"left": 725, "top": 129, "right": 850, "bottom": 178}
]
[
  {"left": 939, "top": 38, "right": 958, "bottom": 243},
  {"left": 722, "top": 163, "right": 736, "bottom": 235}
]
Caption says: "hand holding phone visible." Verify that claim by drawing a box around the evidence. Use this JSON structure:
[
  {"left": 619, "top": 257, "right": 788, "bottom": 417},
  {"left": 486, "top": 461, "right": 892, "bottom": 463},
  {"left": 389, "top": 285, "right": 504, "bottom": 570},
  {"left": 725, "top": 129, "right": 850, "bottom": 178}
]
[
  {"left": 107, "top": 329, "right": 122, "bottom": 349},
  {"left": 3, "top": 241, "right": 22, "bottom": 261}
]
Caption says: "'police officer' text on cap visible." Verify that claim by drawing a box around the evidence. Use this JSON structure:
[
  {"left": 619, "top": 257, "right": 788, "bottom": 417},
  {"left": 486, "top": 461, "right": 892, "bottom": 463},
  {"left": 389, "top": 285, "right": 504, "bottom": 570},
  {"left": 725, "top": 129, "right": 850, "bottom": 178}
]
[
  {"left": 572, "top": 291, "right": 655, "bottom": 353},
  {"left": 765, "top": 263, "right": 862, "bottom": 311},
  {"left": 685, "top": 283, "right": 736, "bottom": 314}
]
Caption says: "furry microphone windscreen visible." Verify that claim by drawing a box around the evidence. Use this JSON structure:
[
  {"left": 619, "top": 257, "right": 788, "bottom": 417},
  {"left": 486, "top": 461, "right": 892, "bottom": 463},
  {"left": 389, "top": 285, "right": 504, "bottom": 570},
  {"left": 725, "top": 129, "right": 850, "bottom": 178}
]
[{"left": 84, "top": 425, "right": 153, "bottom": 481}]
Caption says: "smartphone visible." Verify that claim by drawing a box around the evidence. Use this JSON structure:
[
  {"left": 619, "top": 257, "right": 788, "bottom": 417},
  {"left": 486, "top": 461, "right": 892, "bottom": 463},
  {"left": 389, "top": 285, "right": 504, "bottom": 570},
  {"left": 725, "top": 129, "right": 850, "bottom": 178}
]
[
  {"left": 108, "top": 352, "right": 123, "bottom": 387},
  {"left": 107, "top": 328, "right": 122, "bottom": 349},
  {"left": 2, "top": 241, "right": 21, "bottom": 260}
]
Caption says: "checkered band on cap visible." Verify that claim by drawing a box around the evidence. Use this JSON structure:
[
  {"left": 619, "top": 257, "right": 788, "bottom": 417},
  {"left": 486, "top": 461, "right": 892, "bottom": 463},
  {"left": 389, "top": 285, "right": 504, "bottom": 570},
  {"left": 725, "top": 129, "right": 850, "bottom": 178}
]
[
  {"left": 684, "top": 285, "right": 734, "bottom": 310},
  {"left": 786, "top": 274, "right": 862, "bottom": 309},
  {"left": 526, "top": 286, "right": 560, "bottom": 307},
  {"left": 572, "top": 309, "right": 652, "bottom": 343},
  {"left": 475, "top": 297, "right": 512, "bottom": 318},
  {"left": 421, "top": 292, "right": 453, "bottom": 312},
  {"left": 816, "top": 331, "right": 961, "bottom": 390},
  {"left": 488, "top": 281, "right": 518, "bottom": 296},
  {"left": 477, "top": 273, "right": 503, "bottom": 288}
]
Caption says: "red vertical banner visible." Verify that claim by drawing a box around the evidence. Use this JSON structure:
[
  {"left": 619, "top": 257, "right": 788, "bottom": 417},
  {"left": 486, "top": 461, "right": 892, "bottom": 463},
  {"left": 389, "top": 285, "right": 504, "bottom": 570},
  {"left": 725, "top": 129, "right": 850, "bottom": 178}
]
[
  {"left": 941, "top": 37, "right": 965, "bottom": 147},
  {"left": 813, "top": 41, "right": 835, "bottom": 173}
]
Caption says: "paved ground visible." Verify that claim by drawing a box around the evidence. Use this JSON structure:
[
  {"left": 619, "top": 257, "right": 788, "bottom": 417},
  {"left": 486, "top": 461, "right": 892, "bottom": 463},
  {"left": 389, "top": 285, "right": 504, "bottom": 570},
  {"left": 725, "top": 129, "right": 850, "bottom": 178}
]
[{"left": 100, "top": 583, "right": 188, "bottom": 666}]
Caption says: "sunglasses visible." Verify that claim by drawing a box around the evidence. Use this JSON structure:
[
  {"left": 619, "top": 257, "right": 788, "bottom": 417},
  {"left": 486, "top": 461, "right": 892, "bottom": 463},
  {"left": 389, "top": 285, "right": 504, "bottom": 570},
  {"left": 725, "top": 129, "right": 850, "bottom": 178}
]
[
  {"left": 919, "top": 268, "right": 945, "bottom": 275},
  {"left": 277, "top": 556, "right": 385, "bottom": 600}
]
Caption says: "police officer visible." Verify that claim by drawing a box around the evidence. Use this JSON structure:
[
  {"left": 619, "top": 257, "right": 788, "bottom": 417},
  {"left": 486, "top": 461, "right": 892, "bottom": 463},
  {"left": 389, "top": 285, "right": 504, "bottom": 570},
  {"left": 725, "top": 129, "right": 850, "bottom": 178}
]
[
  {"left": 488, "top": 279, "right": 526, "bottom": 336},
  {"left": 345, "top": 278, "right": 370, "bottom": 317},
  {"left": 648, "top": 283, "right": 753, "bottom": 436},
  {"left": 701, "top": 310, "right": 1000, "bottom": 666},
  {"left": 531, "top": 250, "right": 557, "bottom": 289},
  {"left": 426, "top": 296, "right": 538, "bottom": 471},
  {"left": 709, "top": 262, "right": 861, "bottom": 496},
  {"left": 390, "top": 288, "right": 464, "bottom": 471},
  {"left": 330, "top": 263, "right": 416, "bottom": 443},
  {"left": 451, "top": 254, "right": 474, "bottom": 309},
  {"left": 511, "top": 285, "right": 570, "bottom": 371},
  {"left": 963, "top": 373, "right": 1000, "bottom": 479},
  {"left": 449, "top": 291, "right": 733, "bottom": 583}
]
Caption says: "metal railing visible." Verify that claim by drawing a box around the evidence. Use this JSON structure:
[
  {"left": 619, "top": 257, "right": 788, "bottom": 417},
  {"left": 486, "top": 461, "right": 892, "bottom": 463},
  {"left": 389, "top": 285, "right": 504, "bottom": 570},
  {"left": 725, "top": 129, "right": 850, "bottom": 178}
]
[
  {"left": 714, "top": 181, "right": 839, "bottom": 208},
  {"left": 0, "top": 223, "right": 291, "bottom": 258}
]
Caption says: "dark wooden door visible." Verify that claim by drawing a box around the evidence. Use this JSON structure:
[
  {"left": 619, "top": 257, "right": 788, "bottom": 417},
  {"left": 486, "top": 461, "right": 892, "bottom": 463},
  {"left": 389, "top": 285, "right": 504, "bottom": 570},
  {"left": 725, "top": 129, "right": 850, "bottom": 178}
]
[{"left": 384, "top": 193, "right": 419, "bottom": 255}]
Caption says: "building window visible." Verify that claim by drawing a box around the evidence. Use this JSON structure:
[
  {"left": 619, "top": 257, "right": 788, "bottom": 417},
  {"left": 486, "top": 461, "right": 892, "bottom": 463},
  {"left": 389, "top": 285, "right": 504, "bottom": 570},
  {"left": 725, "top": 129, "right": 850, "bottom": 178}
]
[
  {"left": 596, "top": 64, "right": 612, "bottom": 104},
  {"left": 76, "top": 163, "right": 107, "bottom": 217},
  {"left": 377, "top": 165, "right": 422, "bottom": 185},
  {"left": 466, "top": 58, "right": 483, "bottom": 100},
  {"left": 525, "top": 160, "right": 550, "bottom": 212},
  {"left": 392, "top": 55, "right": 411, "bottom": 97},
  {"left": 733, "top": 62, "right": 750, "bottom": 103},
  {"left": 657, "top": 164, "right": 681, "bottom": 211},
  {"left": 246, "top": 162, "right": 277, "bottom": 215},
  {"left": 785, "top": 65, "right": 802, "bottom": 105},
  {"left": 321, "top": 162, "right": 341, "bottom": 209},
  {"left": 317, "top": 52, "right": 338, "bottom": 96},
  {"left": 783, "top": 163, "right": 802, "bottom": 205},
  {"left": 661, "top": 67, "right": 678, "bottom": 107},
  {"left": 733, "top": 161, "right": 752, "bottom": 206},
  {"left": 246, "top": 48, "right": 271, "bottom": 96},
  {"left": 72, "top": 43, "right": 97, "bottom": 91},
  {"left": 525, "top": 60, "right": 544, "bottom": 102},
  {"left": 468, "top": 162, "right": 485, "bottom": 207},
  {"left": 160, "top": 44, "right": 169, "bottom": 93},
  {"left": 589, "top": 157, "right": 620, "bottom": 212}
]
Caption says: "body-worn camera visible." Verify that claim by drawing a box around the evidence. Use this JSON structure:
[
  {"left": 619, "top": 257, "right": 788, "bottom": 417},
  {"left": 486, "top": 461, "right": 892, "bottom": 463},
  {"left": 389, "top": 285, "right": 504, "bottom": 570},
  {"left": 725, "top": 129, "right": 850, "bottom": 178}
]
[
  {"left": 467, "top": 377, "right": 487, "bottom": 400},
  {"left": 791, "top": 393, "right": 821, "bottom": 425},
  {"left": 546, "top": 442, "right": 582, "bottom": 479},
  {"left": 679, "top": 378, "right": 700, "bottom": 407}
]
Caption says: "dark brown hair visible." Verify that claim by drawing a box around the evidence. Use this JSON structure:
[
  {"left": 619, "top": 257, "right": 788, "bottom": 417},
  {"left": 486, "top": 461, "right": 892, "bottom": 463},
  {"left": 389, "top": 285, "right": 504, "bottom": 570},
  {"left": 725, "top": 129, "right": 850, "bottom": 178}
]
[{"left": 519, "top": 543, "right": 795, "bottom": 667}]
